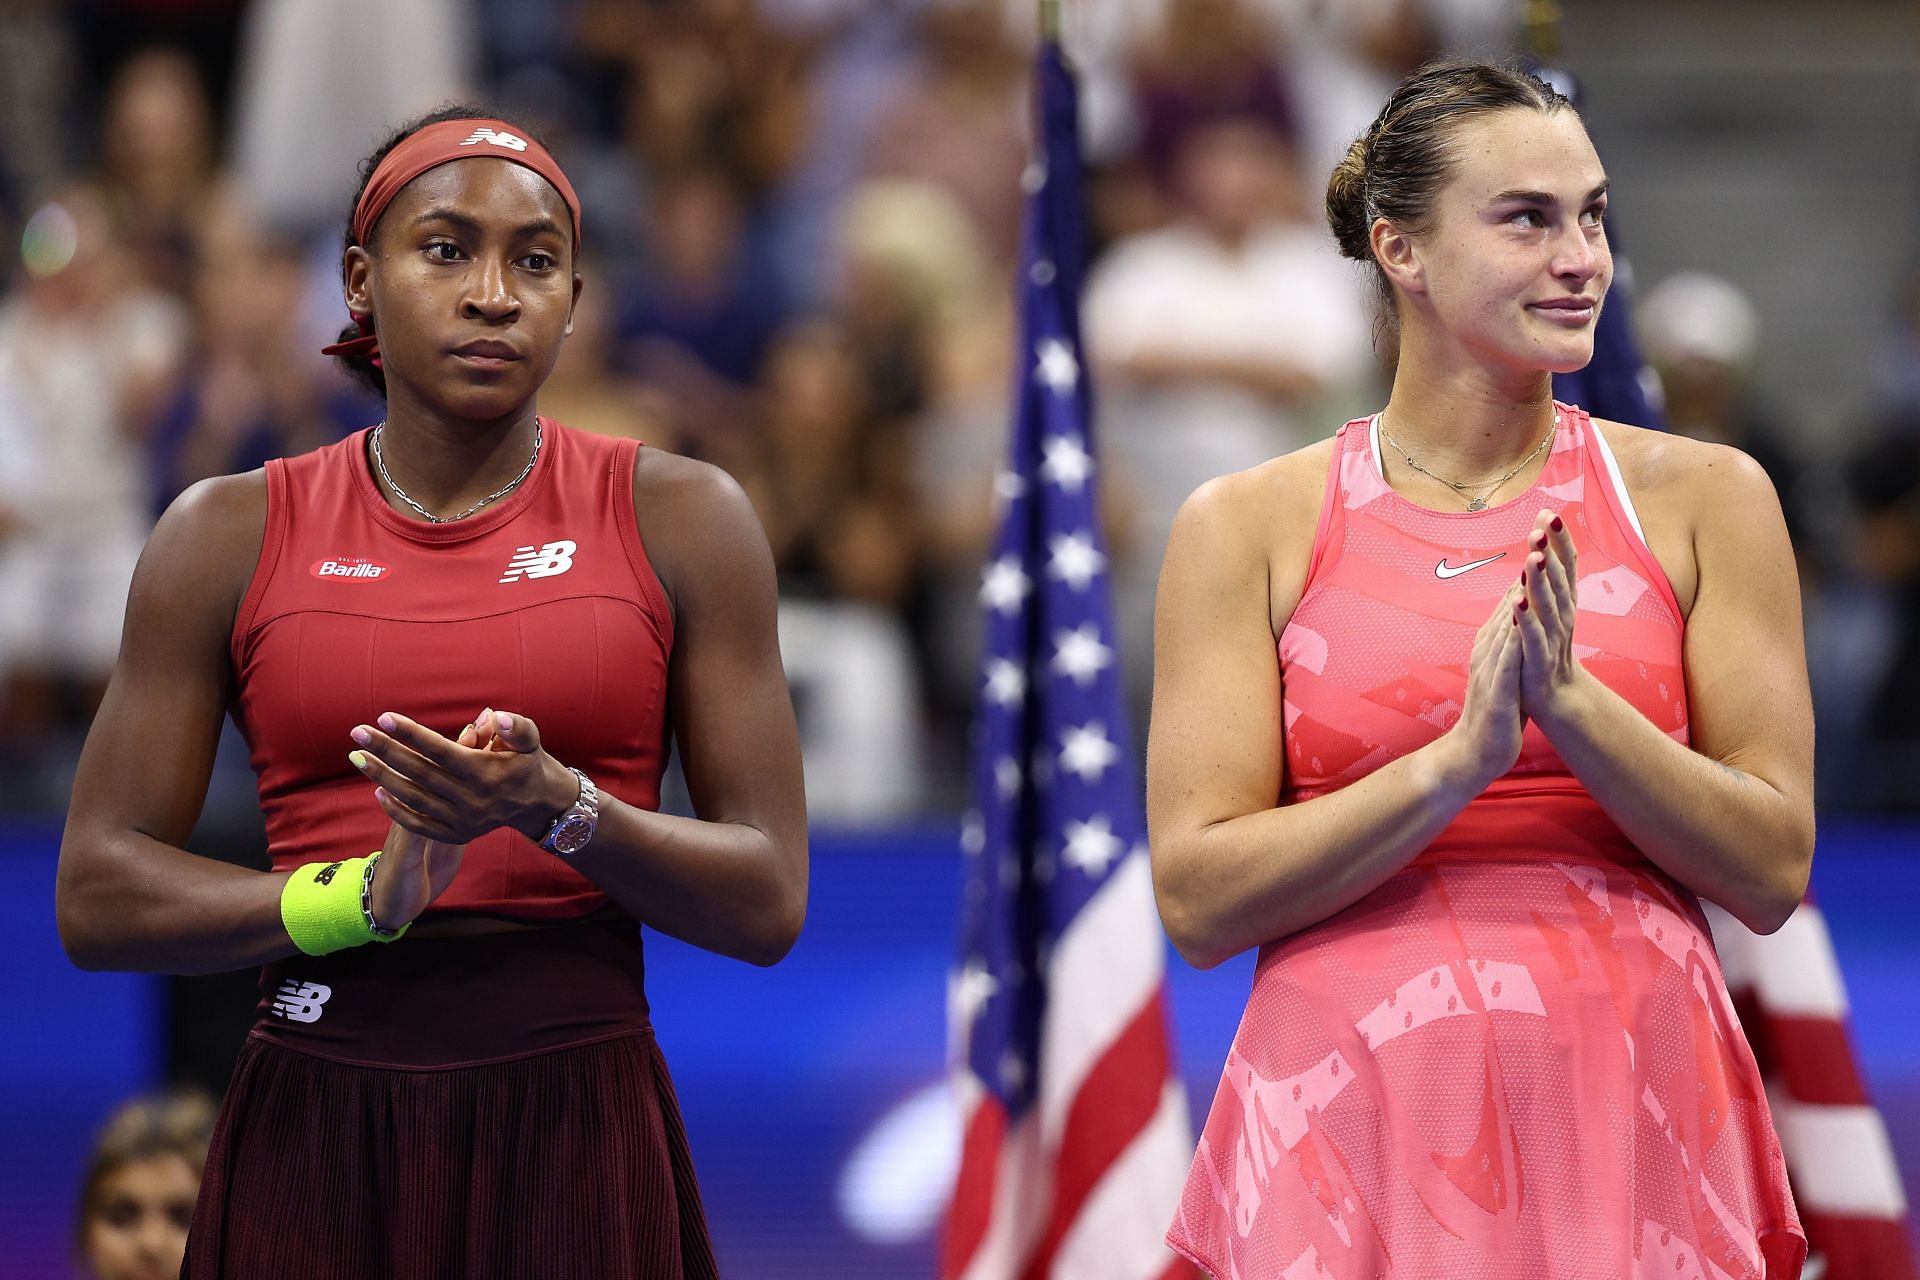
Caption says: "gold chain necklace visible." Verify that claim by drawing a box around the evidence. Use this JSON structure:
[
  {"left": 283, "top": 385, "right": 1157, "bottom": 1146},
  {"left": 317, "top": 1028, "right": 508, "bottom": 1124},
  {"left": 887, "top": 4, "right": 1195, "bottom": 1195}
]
[{"left": 1377, "top": 412, "right": 1556, "bottom": 512}]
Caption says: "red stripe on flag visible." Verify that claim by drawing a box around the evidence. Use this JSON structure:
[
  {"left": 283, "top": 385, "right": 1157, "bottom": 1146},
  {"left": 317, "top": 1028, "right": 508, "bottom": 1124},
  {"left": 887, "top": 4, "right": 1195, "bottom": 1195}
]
[
  {"left": 1801, "top": 1212, "right": 1920, "bottom": 1280},
  {"left": 1752, "top": 1012, "right": 1870, "bottom": 1107},
  {"left": 1019, "top": 990, "right": 1173, "bottom": 1280},
  {"left": 943, "top": 1094, "right": 1008, "bottom": 1279}
]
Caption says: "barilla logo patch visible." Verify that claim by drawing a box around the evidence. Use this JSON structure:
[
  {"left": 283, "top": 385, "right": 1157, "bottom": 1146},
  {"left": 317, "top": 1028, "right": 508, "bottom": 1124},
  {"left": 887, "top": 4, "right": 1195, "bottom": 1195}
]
[
  {"left": 311, "top": 557, "right": 391, "bottom": 581},
  {"left": 460, "top": 127, "right": 528, "bottom": 152}
]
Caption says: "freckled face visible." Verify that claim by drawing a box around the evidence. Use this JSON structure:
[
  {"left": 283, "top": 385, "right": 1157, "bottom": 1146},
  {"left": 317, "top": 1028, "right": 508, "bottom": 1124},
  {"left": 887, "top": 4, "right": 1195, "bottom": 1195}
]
[
  {"left": 347, "top": 157, "right": 579, "bottom": 420},
  {"left": 1410, "top": 108, "right": 1613, "bottom": 376},
  {"left": 83, "top": 1156, "right": 199, "bottom": 1280}
]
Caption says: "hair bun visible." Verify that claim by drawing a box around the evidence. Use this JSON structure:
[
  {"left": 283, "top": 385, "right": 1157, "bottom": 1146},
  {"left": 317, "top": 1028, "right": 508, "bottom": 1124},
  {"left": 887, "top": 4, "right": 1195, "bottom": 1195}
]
[{"left": 1325, "top": 134, "right": 1374, "bottom": 263}]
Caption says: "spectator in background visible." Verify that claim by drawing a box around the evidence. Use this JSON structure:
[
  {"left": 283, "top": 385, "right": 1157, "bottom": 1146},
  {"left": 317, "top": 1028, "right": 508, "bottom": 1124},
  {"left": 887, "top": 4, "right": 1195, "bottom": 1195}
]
[
  {"left": 1844, "top": 413, "right": 1920, "bottom": 812},
  {"left": 615, "top": 165, "right": 788, "bottom": 393},
  {"left": 0, "top": 186, "right": 185, "bottom": 748},
  {"left": 94, "top": 47, "right": 222, "bottom": 298},
  {"left": 1085, "top": 113, "right": 1377, "bottom": 710},
  {"left": 1130, "top": 0, "right": 1297, "bottom": 185},
  {"left": 143, "top": 202, "right": 357, "bottom": 517},
  {"left": 74, "top": 1089, "right": 216, "bottom": 1280},
  {"left": 739, "top": 315, "right": 926, "bottom": 820},
  {"left": 1638, "top": 270, "right": 1825, "bottom": 561},
  {"left": 863, "top": 2, "right": 1029, "bottom": 268}
]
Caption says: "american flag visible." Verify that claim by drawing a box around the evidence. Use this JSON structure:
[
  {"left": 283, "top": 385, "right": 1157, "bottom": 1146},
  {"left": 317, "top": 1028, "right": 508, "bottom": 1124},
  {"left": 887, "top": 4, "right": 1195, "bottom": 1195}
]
[
  {"left": 942, "top": 36, "right": 1196, "bottom": 1280},
  {"left": 1536, "top": 58, "right": 1914, "bottom": 1275}
]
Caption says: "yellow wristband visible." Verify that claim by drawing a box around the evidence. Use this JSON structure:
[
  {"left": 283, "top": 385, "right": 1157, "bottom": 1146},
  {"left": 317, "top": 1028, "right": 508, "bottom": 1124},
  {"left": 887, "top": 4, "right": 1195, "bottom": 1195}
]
[{"left": 279, "top": 854, "right": 408, "bottom": 956}]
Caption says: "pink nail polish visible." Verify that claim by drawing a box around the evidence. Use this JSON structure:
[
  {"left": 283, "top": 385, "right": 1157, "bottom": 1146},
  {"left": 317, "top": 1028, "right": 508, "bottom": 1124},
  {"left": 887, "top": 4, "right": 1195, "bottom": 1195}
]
[
  {"left": 377, "top": 713, "right": 397, "bottom": 732},
  {"left": 351, "top": 726, "right": 372, "bottom": 746}
]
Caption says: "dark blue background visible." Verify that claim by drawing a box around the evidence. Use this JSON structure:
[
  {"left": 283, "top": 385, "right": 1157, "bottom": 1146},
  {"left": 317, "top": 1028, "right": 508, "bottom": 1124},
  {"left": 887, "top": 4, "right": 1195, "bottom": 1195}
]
[{"left": 6, "top": 822, "right": 1916, "bottom": 1277}]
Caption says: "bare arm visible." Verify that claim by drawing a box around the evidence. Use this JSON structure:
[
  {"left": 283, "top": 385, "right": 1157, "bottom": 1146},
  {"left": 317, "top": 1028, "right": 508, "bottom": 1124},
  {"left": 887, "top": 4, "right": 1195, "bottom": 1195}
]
[
  {"left": 1518, "top": 445, "right": 1814, "bottom": 933},
  {"left": 1147, "top": 464, "right": 1526, "bottom": 969},
  {"left": 571, "top": 452, "right": 809, "bottom": 963},
  {"left": 54, "top": 474, "right": 299, "bottom": 974}
]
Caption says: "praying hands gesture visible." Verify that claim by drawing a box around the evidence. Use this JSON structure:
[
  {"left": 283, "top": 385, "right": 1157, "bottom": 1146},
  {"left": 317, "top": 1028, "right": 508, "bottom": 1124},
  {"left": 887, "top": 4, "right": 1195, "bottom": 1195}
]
[{"left": 1511, "top": 508, "right": 1586, "bottom": 726}]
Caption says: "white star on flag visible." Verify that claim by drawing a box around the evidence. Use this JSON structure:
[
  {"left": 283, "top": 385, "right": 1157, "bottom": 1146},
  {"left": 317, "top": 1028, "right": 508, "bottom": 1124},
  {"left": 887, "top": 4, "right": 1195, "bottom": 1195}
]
[
  {"left": 1059, "top": 721, "right": 1118, "bottom": 783},
  {"left": 980, "top": 555, "right": 1032, "bottom": 615},
  {"left": 1035, "top": 338, "right": 1079, "bottom": 395},
  {"left": 983, "top": 659, "right": 1026, "bottom": 707},
  {"left": 961, "top": 810, "right": 985, "bottom": 856},
  {"left": 1052, "top": 624, "right": 1114, "bottom": 687},
  {"left": 1000, "top": 1050, "right": 1029, "bottom": 1092},
  {"left": 994, "top": 756, "right": 1022, "bottom": 798},
  {"left": 949, "top": 959, "right": 999, "bottom": 1039},
  {"left": 1040, "top": 434, "right": 1093, "bottom": 492},
  {"left": 1047, "top": 531, "right": 1106, "bottom": 591},
  {"left": 1062, "top": 815, "right": 1124, "bottom": 875},
  {"left": 993, "top": 468, "right": 1028, "bottom": 508}
]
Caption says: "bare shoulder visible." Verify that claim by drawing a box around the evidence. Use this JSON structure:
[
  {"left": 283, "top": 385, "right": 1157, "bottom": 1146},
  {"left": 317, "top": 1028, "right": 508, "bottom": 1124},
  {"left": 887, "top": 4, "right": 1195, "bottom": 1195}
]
[
  {"left": 144, "top": 469, "right": 269, "bottom": 607},
  {"left": 1590, "top": 417, "right": 1776, "bottom": 506},
  {"left": 1174, "top": 435, "right": 1334, "bottom": 548},
  {"left": 630, "top": 445, "right": 773, "bottom": 611},
  {"left": 1167, "top": 435, "right": 1338, "bottom": 629}
]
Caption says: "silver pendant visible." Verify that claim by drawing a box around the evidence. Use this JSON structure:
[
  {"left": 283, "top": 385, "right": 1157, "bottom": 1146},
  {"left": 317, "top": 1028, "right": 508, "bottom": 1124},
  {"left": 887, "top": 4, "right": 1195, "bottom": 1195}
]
[{"left": 1467, "top": 497, "right": 1489, "bottom": 512}]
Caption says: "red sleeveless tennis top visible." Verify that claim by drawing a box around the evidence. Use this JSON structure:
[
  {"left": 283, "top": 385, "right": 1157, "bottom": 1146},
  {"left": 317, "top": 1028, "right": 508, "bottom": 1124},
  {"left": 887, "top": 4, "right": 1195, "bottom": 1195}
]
[
  {"left": 1280, "top": 401, "right": 1688, "bottom": 868},
  {"left": 229, "top": 420, "right": 674, "bottom": 922}
]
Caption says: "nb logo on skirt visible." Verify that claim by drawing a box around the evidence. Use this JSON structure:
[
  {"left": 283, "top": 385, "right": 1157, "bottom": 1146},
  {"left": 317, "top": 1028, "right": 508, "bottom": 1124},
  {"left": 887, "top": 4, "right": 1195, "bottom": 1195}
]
[{"left": 271, "top": 980, "right": 333, "bottom": 1024}]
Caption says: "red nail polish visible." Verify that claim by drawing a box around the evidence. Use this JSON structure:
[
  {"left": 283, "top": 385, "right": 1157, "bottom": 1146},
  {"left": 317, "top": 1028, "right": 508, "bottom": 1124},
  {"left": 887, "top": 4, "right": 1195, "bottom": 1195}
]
[
  {"left": 1518, "top": 598, "right": 1529, "bottom": 612},
  {"left": 1551, "top": 516, "right": 1564, "bottom": 532},
  {"left": 1535, "top": 536, "right": 1547, "bottom": 550}
]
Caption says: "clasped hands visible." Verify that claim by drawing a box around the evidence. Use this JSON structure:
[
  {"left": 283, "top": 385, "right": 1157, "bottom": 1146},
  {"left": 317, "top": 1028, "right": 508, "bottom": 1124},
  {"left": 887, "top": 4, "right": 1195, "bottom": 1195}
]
[
  {"left": 348, "top": 706, "right": 576, "bottom": 845},
  {"left": 346, "top": 707, "right": 580, "bottom": 931},
  {"left": 1454, "top": 508, "right": 1592, "bottom": 777}
]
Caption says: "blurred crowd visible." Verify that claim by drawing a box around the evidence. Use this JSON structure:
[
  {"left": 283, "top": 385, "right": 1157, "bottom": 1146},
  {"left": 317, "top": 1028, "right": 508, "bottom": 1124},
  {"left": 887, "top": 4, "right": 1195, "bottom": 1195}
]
[{"left": 0, "top": 0, "right": 1915, "bottom": 823}]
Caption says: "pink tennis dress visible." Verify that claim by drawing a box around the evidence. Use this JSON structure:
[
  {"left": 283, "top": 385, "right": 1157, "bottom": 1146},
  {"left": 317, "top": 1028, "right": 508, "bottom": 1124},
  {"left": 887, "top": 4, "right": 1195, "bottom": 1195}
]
[{"left": 1167, "top": 404, "right": 1805, "bottom": 1279}]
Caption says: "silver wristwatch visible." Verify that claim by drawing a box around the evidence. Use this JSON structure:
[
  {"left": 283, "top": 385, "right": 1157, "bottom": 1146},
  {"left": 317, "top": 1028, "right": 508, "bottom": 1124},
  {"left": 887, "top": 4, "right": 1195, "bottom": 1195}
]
[{"left": 538, "top": 767, "right": 600, "bottom": 857}]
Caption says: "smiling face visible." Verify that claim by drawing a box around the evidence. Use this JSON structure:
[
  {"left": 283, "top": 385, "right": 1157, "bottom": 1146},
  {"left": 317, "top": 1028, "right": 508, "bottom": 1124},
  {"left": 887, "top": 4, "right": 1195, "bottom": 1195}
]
[
  {"left": 1384, "top": 107, "right": 1613, "bottom": 377},
  {"left": 344, "top": 156, "right": 580, "bottom": 421}
]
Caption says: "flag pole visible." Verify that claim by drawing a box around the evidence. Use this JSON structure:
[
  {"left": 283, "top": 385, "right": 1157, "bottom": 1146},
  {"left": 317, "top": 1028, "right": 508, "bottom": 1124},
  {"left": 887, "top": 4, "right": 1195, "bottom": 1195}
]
[{"left": 1522, "top": 0, "right": 1563, "bottom": 61}]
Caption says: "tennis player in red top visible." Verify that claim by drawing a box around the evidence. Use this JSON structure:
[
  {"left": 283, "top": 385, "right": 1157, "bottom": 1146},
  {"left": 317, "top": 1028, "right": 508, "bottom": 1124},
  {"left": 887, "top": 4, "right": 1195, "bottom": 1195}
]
[
  {"left": 55, "top": 106, "right": 807, "bottom": 1278},
  {"left": 1149, "top": 63, "right": 1810, "bottom": 1278}
]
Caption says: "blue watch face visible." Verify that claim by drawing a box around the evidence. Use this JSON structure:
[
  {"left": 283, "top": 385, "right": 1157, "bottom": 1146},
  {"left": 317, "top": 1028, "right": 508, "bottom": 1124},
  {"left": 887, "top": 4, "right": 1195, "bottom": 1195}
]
[{"left": 550, "top": 816, "right": 594, "bottom": 856}]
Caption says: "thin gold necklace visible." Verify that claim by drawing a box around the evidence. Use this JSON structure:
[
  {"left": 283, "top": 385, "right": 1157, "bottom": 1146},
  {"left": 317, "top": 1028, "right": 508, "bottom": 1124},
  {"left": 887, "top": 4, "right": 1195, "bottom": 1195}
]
[{"left": 1377, "top": 412, "right": 1555, "bottom": 512}]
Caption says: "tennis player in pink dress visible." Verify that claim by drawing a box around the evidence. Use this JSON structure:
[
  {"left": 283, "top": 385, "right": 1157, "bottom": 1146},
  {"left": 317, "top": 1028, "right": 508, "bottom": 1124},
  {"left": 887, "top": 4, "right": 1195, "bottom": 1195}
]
[{"left": 1148, "top": 62, "right": 1808, "bottom": 1279}]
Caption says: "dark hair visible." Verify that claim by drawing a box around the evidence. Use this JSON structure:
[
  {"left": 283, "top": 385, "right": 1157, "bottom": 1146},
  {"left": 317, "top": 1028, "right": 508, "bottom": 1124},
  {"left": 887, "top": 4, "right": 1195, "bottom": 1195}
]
[
  {"left": 1326, "top": 60, "right": 1576, "bottom": 315},
  {"left": 73, "top": 1089, "right": 217, "bottom": 1256},
  {"left": 332, "top": 103, "right": 553, "bottom": 396}
]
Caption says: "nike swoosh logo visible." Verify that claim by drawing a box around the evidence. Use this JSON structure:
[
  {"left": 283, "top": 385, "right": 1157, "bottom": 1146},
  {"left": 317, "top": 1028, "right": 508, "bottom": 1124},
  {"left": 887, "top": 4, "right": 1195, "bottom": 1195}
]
[{"left": 1435, "top": 553, "right": 1506, "bottom": 580}]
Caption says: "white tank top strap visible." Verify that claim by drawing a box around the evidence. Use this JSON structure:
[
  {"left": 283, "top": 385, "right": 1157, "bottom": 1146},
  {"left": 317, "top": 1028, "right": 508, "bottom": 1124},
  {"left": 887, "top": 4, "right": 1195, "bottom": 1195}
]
[{"left": 1580, "top": 411, "right": 1651, "bottom": 549}]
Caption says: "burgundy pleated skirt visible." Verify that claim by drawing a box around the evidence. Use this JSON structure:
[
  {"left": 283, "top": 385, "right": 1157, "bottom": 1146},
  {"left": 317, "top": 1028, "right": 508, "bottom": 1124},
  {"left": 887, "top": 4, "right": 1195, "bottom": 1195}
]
[{"left": 183, "top": 918, "right": 717, "bottom": 1280}]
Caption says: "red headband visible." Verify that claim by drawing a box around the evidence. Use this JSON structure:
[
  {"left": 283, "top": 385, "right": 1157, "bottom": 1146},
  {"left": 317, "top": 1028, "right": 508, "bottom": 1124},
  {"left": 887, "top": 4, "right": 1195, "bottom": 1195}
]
[{"left": 321, "top": 118, "right": 583, "bottom": 364}]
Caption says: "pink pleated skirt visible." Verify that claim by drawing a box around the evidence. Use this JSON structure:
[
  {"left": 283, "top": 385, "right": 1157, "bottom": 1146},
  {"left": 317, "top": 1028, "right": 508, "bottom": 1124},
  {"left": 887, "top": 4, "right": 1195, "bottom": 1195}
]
[{"left": 1169, "top": 857, "right": 1806, "bottom": 1280}]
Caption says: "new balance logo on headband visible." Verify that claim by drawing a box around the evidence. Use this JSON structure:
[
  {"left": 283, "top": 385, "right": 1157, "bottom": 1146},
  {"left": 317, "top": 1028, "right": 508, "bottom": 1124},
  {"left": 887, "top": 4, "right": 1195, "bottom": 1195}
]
[
  {"left": 500, "top": 539, "right": 577, "bottom": 583},
  {"left": 459, "top": 127, "right": 529, "bottom": 152},
  {"left": 270, "top": 980, "right": 332, "bottom": 1024}
]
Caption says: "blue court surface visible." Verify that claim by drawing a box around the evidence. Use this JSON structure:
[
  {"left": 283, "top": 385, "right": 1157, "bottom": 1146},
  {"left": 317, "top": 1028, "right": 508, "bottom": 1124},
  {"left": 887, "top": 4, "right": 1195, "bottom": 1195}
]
[{"left": 5, "top": 821, "right": 1915, "bottom": 1277}]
